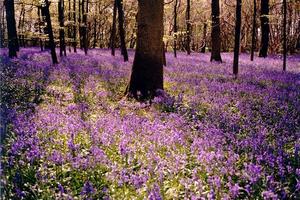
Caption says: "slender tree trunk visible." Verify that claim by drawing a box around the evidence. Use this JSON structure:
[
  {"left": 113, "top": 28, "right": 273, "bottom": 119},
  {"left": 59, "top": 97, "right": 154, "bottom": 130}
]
[
  {"left": 250, "top": 0, "right": 256, "bottom": 61},
  {"left": 68, "top": 0, "right": 71, "bottom": 52},
  {"left": 283, "top": 0, "right": 287, "bottom": 71},
  {"left": 79, "top": 0, "right": 82, "bottom": 49},
  {"left": 44, "top": 0, "right": 58, "bottom": 64},
  {"left": 201, "top": 23, "right": 207, "bottom": 53},
  {"left": 73, "top": 0, "right": 77, "bottom": 52},
  {"left": 93, "top": 1, "right": 97, "bottom": 48},
  {"left": 259, "top": 0, "right": 269, "bottom": 57},
  {"left": 211, "top": 0, "right": 222, "bottom": 62},
  {"left": 38, "top": 6, "right": 44, "bottom": 51},
  {"left": 111, "top": 0, "right": 117, "bottom": 56},
  {"left": 116, "top": 0, "right": 128, "bottom": 61},
  {"left": 173, "top": 0, "right": 178, "bottom": 58},
  {"left": 1, "top": 4, "right": 6, "bottom": 48},
  {"left": 127, "top": 0, "right": 164, "bottom": 100},
  {"left": 233, "top": 0, "right": 242, "bottom": 76},
  {"left": 82, "top": 0, "right": 88, "bottom": 54},
  {"left": 4, "top": 0, "right": 18, "bottom": 58},
  {"left": 186, "top": 0, "right": 191, "bottom": 55},
  {"left": 58, "top": 0, "right": 66, "bottom": 56}
]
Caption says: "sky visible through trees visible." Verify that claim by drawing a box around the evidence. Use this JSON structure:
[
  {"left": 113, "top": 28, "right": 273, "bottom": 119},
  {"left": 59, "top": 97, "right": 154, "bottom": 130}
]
[{"left": 0, "top": 0, "right": 300, "bottom": 199}]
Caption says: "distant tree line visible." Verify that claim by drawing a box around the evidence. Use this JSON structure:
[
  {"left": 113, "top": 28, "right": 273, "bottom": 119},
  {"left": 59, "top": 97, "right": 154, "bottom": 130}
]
[{"left": 1, "top": 0, "right": 298, "bottom": 98}]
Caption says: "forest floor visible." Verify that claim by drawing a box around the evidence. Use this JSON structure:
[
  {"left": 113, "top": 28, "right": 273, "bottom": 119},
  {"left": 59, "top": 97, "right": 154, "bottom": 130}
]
[{"left": 1, "top": 48, "right": 300, "bottom": 199}]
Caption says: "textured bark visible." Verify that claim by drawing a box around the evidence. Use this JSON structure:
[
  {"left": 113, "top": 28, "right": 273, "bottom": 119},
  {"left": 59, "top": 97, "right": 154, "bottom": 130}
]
[
  {"left": 58, "top": 0, "right": 66, "bottom": 56},
  {"left": 93, "top": 1, "right": 97, "bottom": 48},
  {"left": 201, "top": 23, "right": 207, "bottom": 53},
  {"left": 127, "top": 0, "right": 164, "bottom": 100},
  {"left": 283, "top": 0, "right": 287, "bottom": 71},
  {"left": 173, "top": 0, "right": 178, "bottom": 57},
  {"left": 68, "top": 0, "right": 71, "bottom": 52},
  {"left": 5, "top": 0, "right": 19, "bottom": 58},
  {"left": 250, "top": 0, "right": 256, "bottom": 61},
  {"left": 210, "top": 0, "right": 222, "bottom": 62},
  {"left": 186, "top": 0, "right": 191, "bottom": 55},
  {"left": 82, "top": 0, "right": 88, "bottom": 54},
  {"left": 233, "top": 0, "right": 242, "bottom": 76},
  {"left": 73, "top": 0, "right": 77, "bottom": 52},
  {"left": 116, "top": 0, "right": 128, "bottom": 61},
  {"left": 111, "top": 0, "right": 117, "bottom": 56},
  {"left": 0, "top": 8, "right": 5, "bottom": 48},
  {"left": 37, "top": 7, "right": 44, "bottom": 51},
  {"left": 44, "top": 0, "right": 58, "bottom": 64},
  {"left": 259, "top": 0, "right": 269, "bottom": 57}
]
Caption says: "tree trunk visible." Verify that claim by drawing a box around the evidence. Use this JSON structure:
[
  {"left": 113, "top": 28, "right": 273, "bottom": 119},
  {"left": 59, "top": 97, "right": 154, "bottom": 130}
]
[
  {"left": 186, "top": 0, "right": 191, "bottom": 55},
  {"left": 111, "top": 0, "right": 117, "bottom": 56},
  {"left": 127, "top": 0, "right": 164, "bottom": 100},
  {"left": 233, "top": 0, "right": 242, "bottom": 76},
  {"left": 73, "top": 0, "right": 77, "bottom": 52},
  {"left": 173, "top": 0, "right": 178, "bottom": 58},
  {"left": 44, "top": 0, "right": 58, "bottom": 64},
  {"left": 37, "top": 6, "right": 44, "bottom": 51},
  {"left": 79, "top": 0, "right": 83, "bottom": 49},
  {"left": 93, "top": 1, "right": 97, "bottom": 49},
  {"left": 116, "top": 0, "right": 128, "bottom": 61},
  {"left": 82, "top": 0, "right": 88, "bottom": 54},
  {"left": 258, "top": 0, "right": 269, "bottom": 57},
  {"left": 5, "top": 0, "right": 19, "bottom": 58},
  {"left": 58, "top": 0, "right": 66, "bottom": 56},
  {"left": 0, "top": 7, "right": 5, "bottom": 48},
  {"left": 250, "top": 0, "right": 256, "bottom": 61},
  {"left": 68, "top": 0, "right": 71, "bottom": 52},
  {"left": 283, "top": 0, "right": 287, "bottom": 71},
  {"left": 210, "top": 0, "right": 222, "bottom": 62},
  {"left": 201, "top": 23, "right": 207, "bottom": 53}
]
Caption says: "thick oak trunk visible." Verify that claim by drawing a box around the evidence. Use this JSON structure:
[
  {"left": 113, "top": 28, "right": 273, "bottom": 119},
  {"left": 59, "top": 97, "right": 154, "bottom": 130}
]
[
  {"left": 127, "top": 0, "right": 164, "bottom": 100},
  {"left": 210, "top": 0, "right": 222, "bottom": 62},
  {"left": 259, "top": 0, "right": 269, "bottom": 57},
  {"left": 5, "top": 0, "right": 19, "bottom": 58}
]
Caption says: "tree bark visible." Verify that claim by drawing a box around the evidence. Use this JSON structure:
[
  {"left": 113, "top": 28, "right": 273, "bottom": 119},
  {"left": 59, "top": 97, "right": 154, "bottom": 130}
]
[
  {"left": 258, "top": 0, "right": 269, "bottom": 57},
  {"left": 173, "top": 0, "right": 178, "bottom": 57},
  {"left": 186, "top": 0, "right": 191, "bottom": 55},
  {"left": 93, "top": 1, "right": 97, "bottom": 48},
  {"left": 111, "top": 0, "right": 117, "bottom": 56},
  {"left": 58, "top": 0, "right": 67, "bottom": 56},
  {"left": 116, "top": 0, "right": 128, "bottom": 61},
  {"left": 44, "top": 0, "right": 58, "bottom": 64},
  {"left": 233, "top": 0, "right": 242, "bottom": 76},
  {"left": 201, "top": 23, "right": 207, "bottom": 53},
  {"left": 250, "top": 0, "right": 256, "bottom": 61},
  {"left": 5, "top": 0, "right": 19, "bottom": 58},
  {"left": 283, "top": 0, "right": 287, "bottom": 71},
  {"left": 37, "top": 6, "right": 44, "bottom": 51},
  {"left": 127, "top": 0, "right": 164, "bottom": 100},
  {"left": 82, "top": 0, "right": 88, "bottom": 54},
  {"left": 73, "top": 0, "right": 77, "bottom": 52},
  {"left": 0, "top": 7, "right": 5, "bottom": 48},
  {"left": 210, "top": 0, "right": 222, "bottom": 62}
]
